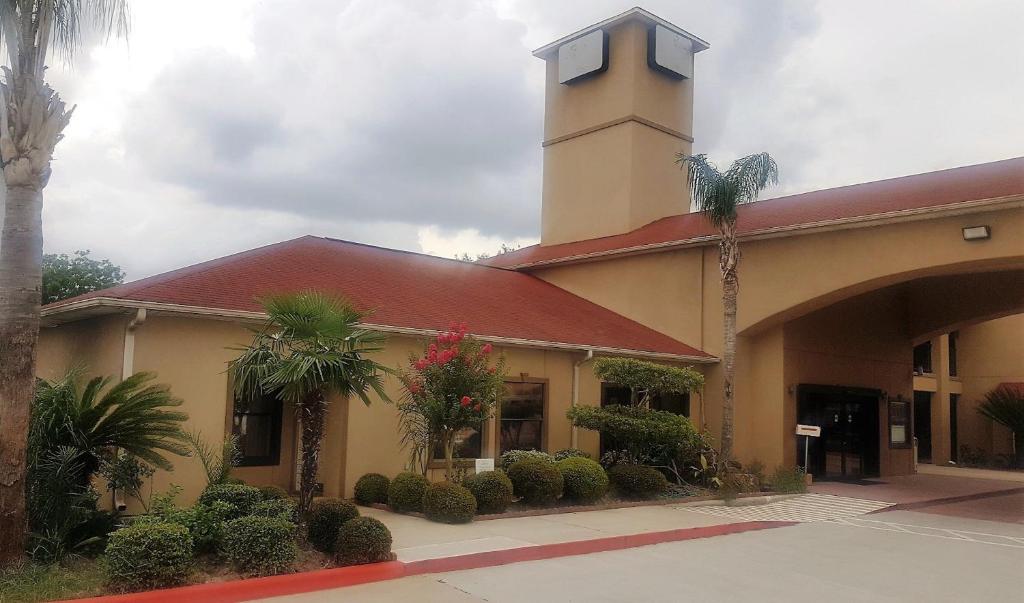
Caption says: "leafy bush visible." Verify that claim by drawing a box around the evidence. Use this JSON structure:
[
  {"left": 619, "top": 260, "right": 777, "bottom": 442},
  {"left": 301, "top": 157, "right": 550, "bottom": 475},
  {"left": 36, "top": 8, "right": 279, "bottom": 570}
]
[
  {"left": 221, "top": 516, "right": 298, "bottom": 577},
  {"left": 499, "top": 449, "right": 554, "bottom": 471},
  {"left": 608, "top": 464, "right": 668, "bottom": 499},
  {"left": 507, "top": 458, "right": 563, "bottom": 506},
  {"left": 553, "top": 448, "right": 590, "bottom": 461},
  {"left": 768, "top": 466, "right": 807, "bottom": 493},
  {"left": 164, "top": 500, "right": 234, "bottom": 553},
  {"left": 978, "top": 383, "right": 1024, "bottom": 467},
  {"left": 354, "top": 473, "right": 391, "bottom": 505},
  {"left": 567, "top": 405, "right": 701, "bottom": 463},
  {"left": 335, "top": 517, "right": 393, "bottom": 566},
  {"left": 422, "top": 482, "right": 477, "bottom": 523},
  {"left": 388, "top": 472, "right": 429, "bottom": 512},
  {"left": 197, "top": 483, "right": 261, "bottom": 518},
  {"left": 719, "top": 471, "right": 760, "bottom": 501},
  {"left": 105, "top": 522, "right": 193, "bottom": 592},
  {"left": 251, "top": 498, "right": 298, "bottom": 523},
  {"left": 185, "top": 431, "right": 240, "bottom": 487},
  {"left": 306, "top": 498, "right": 359, "bottom": 553},
  {"left": 591, "top": 358, "right": 703, "bottom": 404},
  {"left": 463, "top": 470, "right": 514, "bottom": 514},
  {"left": 258, "top": 485, "right": 290, "bottom": 500},
  {"left": 557, "top": 457, "right": 608, "bottom": 503}
]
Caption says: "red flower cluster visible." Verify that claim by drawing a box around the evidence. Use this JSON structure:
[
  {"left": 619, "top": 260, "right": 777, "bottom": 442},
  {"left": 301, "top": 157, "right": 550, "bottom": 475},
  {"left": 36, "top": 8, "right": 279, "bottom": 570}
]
[{"left": 460, "top": 395, "right": 482, "bottom": 412}]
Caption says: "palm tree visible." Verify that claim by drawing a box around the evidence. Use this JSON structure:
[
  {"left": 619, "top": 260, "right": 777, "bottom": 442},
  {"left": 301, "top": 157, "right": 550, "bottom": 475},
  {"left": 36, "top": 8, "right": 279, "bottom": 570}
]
[
  {"left": 229, "top": 291, "right": 391, "bottom": 517},
  {"left": 977, "top": 383, "right": 1024, "bottom": 468},
  {"left": 676, "top": 152, "right": 778, "bottom": 463},
  {"left": 0, "top": 1, "right": 129, "bottom": 563},
  {"left": 27, "top": 371, "right": 188, "bottom": 559}
]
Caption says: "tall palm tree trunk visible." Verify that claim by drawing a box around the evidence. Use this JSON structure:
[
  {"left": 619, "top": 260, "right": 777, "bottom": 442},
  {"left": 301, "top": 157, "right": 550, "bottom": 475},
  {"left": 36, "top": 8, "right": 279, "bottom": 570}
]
[
  {"left": 297, "top": 395, "right": 326, "bottom": 518},
  {"left": 0, "top": 184, "right": 43, "bottom": 562},
  {"left": 718, "top": 220, "right": 740, "bottom": 464}
]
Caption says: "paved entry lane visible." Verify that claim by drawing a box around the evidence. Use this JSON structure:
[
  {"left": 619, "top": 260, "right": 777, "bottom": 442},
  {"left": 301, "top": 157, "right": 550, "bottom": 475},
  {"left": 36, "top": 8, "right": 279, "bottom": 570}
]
[{"left": 258, "top": 510, "right": 1023, "bottom": 603}]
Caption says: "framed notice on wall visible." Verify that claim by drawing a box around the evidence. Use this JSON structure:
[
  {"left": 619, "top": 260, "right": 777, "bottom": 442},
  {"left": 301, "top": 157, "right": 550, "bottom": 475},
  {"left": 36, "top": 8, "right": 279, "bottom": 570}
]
[{"left": 888, "top": 395, "right": 911, "bottom": 448}]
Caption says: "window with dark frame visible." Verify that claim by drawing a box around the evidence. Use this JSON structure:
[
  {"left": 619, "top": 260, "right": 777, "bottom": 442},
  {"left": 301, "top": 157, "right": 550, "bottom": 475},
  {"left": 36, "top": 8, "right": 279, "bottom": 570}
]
[
  {"left": 500, "top": 381, "right": 545, "bottom": 454},
  {"left": 888, "top": 396, "right": 911, "bottom": 448},
  {"left": 232, "top": 393, "right": 283, "bottom": 466},
  {"left": 913, "top": 341, "right": 933, "bottom": 374},
  {"left": 948, "top": 331, "right": 959, "bottom": 377}
]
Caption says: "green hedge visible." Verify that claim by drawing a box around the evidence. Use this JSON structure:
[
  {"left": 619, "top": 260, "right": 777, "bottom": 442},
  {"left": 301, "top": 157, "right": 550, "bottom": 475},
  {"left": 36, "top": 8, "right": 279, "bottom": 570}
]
[
  {"left": 335, "top": 517, "right": 393, "bottom": 566},
  {"left": 608, "top": 464, "right": 667, "bottom": 499},
  {"left": 257, "top": 485, "right": 290, "bottom": 500},
  {"left": 164, "top": 500, "right": 234, "bottom": 554},
  {"left": 553, "top": 448, "right": 591, "bottom": 461},
  {"left": 221, "top": 516, "right": 297, "bottom": 577},
  {"left": 354, "top": 473, "right": 391, "bottom": 506},
  {"left": 197, "top": 484, "right": 262, "bottom": 519},
  {"left": 251, "top": 498, "right": 298, "bottom": 522},
  {"left": 557, "top": 457, "right": 608, "bottom": 503},
  {"left": 388, "top": 472, "right": 429, "bottom": 513},
  {"left": 507, "top": 458, "right": 563, "bottom": 506},
  {"left": 463, "top": 470, "right": 514, "bottom": 514},
  {"left": 422, "top": 482, "right": 477, "bottom": 523},
  {"left": 105, "top": 522, "right": 193, "bottom": 592},
  {"left": 499, "top": 449, "right": 554, "bottom": 471},
  {"left": 306, "top": 498, "right": 359, "bottom": 553}
]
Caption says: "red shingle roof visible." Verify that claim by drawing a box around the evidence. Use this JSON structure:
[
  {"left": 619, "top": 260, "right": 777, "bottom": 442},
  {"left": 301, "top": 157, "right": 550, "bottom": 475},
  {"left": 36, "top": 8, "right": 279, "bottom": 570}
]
[
  {"left": 485, "top": 157, "right": 1024, "bottom": 269},
  {"left": 47, "top": 236, "right": 712, "bottom": 360}
]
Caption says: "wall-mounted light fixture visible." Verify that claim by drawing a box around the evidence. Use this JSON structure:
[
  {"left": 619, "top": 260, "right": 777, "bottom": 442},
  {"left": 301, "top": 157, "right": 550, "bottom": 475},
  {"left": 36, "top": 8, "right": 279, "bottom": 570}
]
[{"left": 962, "top": 225, "right": 991, "bottom": 241}]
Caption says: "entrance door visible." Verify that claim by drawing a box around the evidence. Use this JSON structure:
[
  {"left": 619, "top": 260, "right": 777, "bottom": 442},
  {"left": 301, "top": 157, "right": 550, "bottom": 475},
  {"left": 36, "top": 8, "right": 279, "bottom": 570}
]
[
  {"left": 797, "top": 385, "right": 881, "bottom": 479},
  {"left": 914, "top": 391, "right": 932, "bottom": 462}
]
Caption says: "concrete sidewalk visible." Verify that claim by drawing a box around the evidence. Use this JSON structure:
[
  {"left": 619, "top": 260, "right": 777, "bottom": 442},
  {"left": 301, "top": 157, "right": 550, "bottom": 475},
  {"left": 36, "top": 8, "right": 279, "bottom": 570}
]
[
  {"left": 361, "top": 502, "right": 742, "bottom": 562},
  {"left": 809, "top": 469, "right": 1023, "bottom": 505}
]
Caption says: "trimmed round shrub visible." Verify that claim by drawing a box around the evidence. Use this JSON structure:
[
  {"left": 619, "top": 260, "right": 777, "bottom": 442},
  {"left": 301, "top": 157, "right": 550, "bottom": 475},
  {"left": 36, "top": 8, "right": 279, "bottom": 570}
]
[
  {"left": 306, "top": 498, "right": 359, "bottom": 553},
  {"left": 251, "top": 497, "right": 298, "bottom": 522},
  {"left": 422, "top": 482, "right": 477, "bottom": 523},
  {"left": 105, "top": 522, "right": 193, "bottom": 592},
  {"left": 507, "top": 458, "right": 563, "bottom": 506},
  {"left": 499, "top": 449, "right": 555, "bottom": 471},
  {"left": 388, "top": 472, "right": 429, "bottom": 513},
  {"left": 165, "top": 500, "right": 234, "bottom": 553},
  {"left": 608, "top": 464, "right": 668, "bottom": 499},
  {"left": 463, "top": 470, "right": 514, "bottom": 514},
  {"left": 553, "top": 448, "right": 591, "bottom": 461},
  {"left": 557, "top": 457, "right": 609, "bottom": 503},
  {"left": 258, "top": 485, "right": 290, "bottom": 500},
  {"left": 221, "top": 516, "right": 297, "bottom": 577},
  {"left": 354, "top": 473, "right": 391, "bottom": 506},
  {"left": 335, "top": 517, "right": 393, "bottom": 566},
  {"left": 198, "top": 483, "right": 261, "bottom": 518}
]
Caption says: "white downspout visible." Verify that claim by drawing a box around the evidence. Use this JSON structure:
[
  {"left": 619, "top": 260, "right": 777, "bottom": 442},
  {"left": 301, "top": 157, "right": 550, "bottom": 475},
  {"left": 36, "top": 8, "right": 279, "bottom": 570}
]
[
  {"left": 115, "top": 308, "right": 147, "bottom": 511},
  {"left": 571, "top": 349, "right": 594, "bottom": 449}
]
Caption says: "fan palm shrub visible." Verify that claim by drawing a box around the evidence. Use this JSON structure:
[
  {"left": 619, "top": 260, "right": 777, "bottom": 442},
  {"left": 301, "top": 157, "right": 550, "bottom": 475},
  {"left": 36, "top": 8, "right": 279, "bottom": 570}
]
[
  {"left": 0, "top": 1, "right": 130, "bottom": 563},
  {"left": 977, "top": 383, "right": 1024, "bottom": 468},
  {"left": 27, "top": 371, "right": 189, "bottom": 560},
  {"left": 229, "top": 291, "right": 391, "bottom": 517},
  {"left": 676, "top": 152, "right": 778, "bottom": 463}
]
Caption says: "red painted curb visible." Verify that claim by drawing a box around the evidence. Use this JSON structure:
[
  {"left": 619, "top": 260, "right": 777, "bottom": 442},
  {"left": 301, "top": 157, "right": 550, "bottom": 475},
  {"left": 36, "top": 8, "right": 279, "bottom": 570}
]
[{"left": 60, "top": 521, "right": 794, "bottom": 603}]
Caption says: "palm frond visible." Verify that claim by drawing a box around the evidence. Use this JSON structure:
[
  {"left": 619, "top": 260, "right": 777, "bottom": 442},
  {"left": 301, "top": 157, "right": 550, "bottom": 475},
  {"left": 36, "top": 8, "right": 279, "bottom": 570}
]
[
  {"left": 977, "top": 384, "right": 1024, "bottom": 433},
  {"left": 726, "top": 152, "right": 779, "bottom": 204},
  {"left": 677, "top": 152, "right": 778, "bottom": 229}
]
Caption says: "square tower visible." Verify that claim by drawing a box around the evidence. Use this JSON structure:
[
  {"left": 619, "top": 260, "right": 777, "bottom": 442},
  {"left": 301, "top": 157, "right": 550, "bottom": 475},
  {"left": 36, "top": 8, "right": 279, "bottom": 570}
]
[{"left": 534, "top": 8, "right": 709, "bottom": 245}]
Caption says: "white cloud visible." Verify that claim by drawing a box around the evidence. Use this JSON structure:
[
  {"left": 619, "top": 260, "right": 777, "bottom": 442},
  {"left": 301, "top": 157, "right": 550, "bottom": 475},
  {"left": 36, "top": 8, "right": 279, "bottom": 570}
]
[{"left": 21, "top": 0, "right": 1024, "bottom": 280}]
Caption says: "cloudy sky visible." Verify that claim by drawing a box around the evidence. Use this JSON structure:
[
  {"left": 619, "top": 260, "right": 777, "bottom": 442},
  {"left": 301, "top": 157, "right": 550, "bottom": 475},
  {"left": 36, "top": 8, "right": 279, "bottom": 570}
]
[{"left": 34, "top": 0, "right": 1024, "bottom": 279}]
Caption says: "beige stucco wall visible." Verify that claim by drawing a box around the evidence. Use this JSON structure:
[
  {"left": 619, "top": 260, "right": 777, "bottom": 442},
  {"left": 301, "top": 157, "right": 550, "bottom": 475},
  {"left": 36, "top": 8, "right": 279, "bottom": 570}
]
[
  {"left": 38, "top": 313, "right": 696, "bottom": 504},
  {"left": 956, "top": 314, "right": 1024, "bottom": 458}
]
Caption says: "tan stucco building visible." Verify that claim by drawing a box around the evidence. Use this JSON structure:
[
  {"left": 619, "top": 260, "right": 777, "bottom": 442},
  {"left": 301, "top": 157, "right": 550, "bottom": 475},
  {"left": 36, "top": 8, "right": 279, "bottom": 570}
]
[{"left": 38, "top": 8, "right": 1023, "bottom": 506}]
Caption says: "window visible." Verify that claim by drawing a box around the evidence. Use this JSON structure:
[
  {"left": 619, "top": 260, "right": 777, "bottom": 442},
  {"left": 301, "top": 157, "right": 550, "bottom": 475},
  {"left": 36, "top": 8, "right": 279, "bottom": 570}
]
[
  {"left": 888, "top": 396, "right": 911, "bottom": 448},
  {"left": 232, "top": 393, "right": 283, "bottom": 466},
  {"left": 948, "top": 331, "right": 959, "bottom": 377},
  {"left": 433, "top": 426, "right": 482, "bottom": 461},
  {"left": 913, "top": 341, "right": 933, "bottom": 374},
  {"left": 500, "top": 381, "right": 545, "bottom": 453}
]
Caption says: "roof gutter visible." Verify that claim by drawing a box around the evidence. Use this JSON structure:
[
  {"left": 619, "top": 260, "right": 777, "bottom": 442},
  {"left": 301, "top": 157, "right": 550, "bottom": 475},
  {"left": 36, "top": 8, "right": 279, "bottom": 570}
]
[
  {"left": 502, "top": 194, "right": 1024, "bottom": 270},
  {"left": 42, "top": 297, "right": 718, "bottom": 364}
]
